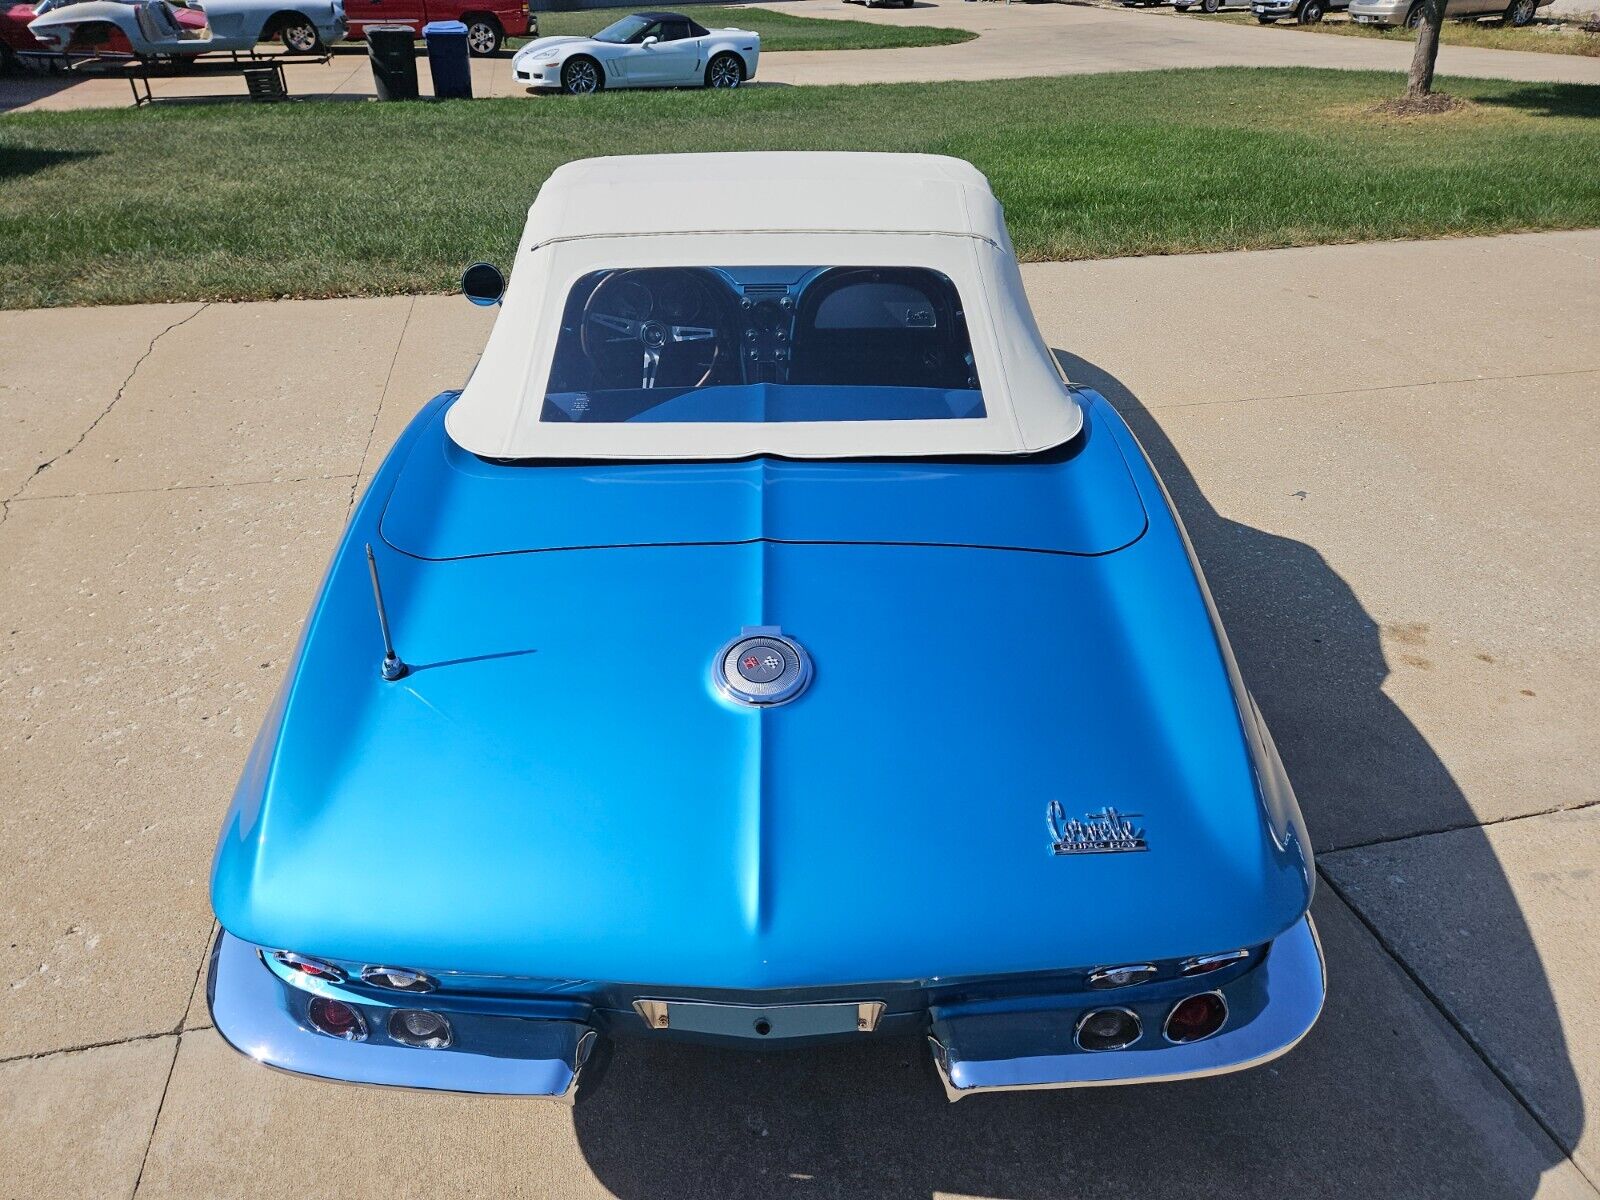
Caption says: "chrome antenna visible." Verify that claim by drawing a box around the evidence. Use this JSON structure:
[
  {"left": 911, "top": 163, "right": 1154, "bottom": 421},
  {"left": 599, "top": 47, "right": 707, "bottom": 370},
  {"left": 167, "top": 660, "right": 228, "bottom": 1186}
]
[{"left": 365, "top": 543, "right": 408, "bottom": 682}]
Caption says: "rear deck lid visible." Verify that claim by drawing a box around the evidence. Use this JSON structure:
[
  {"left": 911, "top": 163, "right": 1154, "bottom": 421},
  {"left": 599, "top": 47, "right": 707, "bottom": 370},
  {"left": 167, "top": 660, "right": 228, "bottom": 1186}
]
[{"left": 380, "top": 394, "right": 1147, "bottom": 559}]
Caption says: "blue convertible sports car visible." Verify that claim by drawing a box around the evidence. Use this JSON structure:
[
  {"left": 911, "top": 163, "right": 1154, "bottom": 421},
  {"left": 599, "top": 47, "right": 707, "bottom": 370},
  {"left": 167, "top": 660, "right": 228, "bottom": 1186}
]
[{"left": 208, "top": 152, "right": 1323, "bottom": 1101}]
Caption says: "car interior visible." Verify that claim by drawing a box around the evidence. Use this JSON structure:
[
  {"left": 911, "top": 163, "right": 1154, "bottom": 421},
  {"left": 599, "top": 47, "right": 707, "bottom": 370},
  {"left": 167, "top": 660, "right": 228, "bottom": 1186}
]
[{"left": 542, "top": 265, "right": 985, "bottom": 423}]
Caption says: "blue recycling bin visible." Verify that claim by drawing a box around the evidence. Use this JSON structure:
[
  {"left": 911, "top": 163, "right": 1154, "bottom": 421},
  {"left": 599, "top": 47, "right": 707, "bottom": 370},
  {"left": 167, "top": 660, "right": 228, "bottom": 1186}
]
[{"left": 423, "top": 20, "right": 473, "bottom": 100}]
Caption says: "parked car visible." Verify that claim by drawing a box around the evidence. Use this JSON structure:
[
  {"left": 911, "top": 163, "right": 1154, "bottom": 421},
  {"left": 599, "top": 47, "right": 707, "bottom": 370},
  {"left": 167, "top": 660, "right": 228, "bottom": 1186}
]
[
  {"left": 27, "top": 0, "right": 343, "bottom": 55},
  {"left": 1251, "top": 0, "right": 1346, "bottom": 21},
  {"left": 341, "top": 0, "right": 528, "bottom": 55},
  {"left": 1348, "top": 0, "right": 1546, "bottom": 25},
  {"left": 206, "top": 151, "right": 1325, "bottom": 1103},
  {"left": 511, "top": 10, "right": 758, "bottom": 93},
  {"left": 2, "top": 0, "right": 204, "bottom": 57}
]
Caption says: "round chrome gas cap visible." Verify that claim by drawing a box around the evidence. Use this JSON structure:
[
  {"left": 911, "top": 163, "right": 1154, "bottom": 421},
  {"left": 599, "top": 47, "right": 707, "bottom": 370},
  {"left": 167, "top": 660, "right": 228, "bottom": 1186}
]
[{"left": 715, "top": 629, "right": 812, "bottom": 707}]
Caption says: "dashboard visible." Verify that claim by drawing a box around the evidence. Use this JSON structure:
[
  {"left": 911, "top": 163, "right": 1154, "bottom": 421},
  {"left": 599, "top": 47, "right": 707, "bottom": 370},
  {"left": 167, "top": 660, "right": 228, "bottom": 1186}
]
[{"left": 547, "top": 265, "right": 981, "bottom": 398}]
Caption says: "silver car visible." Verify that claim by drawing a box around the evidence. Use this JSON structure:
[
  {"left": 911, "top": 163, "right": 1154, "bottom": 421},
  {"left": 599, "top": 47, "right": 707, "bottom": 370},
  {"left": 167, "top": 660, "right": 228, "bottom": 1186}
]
[
  {"left": 1346, "top": 0, "right": 1548, "bottom": 25},
  {"left": 1250, "top": 0, "right": 1347, "bottom": 22}
]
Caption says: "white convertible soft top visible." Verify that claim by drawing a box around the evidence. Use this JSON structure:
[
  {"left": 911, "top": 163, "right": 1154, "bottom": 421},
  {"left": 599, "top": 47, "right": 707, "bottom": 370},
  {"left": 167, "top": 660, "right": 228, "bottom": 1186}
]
[{"left": 444, "top": 153, "right": 1083, "bottom": 461}]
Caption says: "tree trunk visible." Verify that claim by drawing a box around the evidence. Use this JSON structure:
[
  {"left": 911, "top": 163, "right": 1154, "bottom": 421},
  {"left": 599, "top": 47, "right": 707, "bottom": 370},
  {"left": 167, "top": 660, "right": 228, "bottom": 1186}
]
[{"left": 1405, "top": 0, "right": 1446, "bottom": 98}]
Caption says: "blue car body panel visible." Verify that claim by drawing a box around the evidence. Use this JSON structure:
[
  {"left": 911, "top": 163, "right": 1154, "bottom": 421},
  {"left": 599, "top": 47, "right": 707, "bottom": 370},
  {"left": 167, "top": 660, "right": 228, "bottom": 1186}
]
[
  {"left": 380, "top": 399, "right": 1147, "bottom": 560},
  {"left": 211, "top": 388, "right": 1313, "bottom": 991}
]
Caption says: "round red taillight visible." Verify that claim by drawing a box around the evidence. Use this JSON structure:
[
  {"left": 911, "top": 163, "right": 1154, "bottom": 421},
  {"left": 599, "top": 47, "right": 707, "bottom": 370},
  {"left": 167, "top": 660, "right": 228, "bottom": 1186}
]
[
  {"left": 1164, "top": 992, "right": 1228, "bottom": 1044},
  {"left": 308, "top": 997, "right": 367, "bottom": 1041}
]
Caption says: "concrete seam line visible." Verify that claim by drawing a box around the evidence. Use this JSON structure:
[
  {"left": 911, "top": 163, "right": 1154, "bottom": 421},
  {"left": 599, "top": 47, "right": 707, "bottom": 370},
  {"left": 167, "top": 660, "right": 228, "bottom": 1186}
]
[
  {"left": 3, "top": 302, "right": 211, "bottom": 517},
  {"left": 128, "top": 1032, "right": 182, "bottom": 1200},
  {"left": 0, "top": 1028, "right": 177, "bottom": 1066},
  {"left": 1149, "top": 365, "right": 1600, "bottom": 415},
  {"left": 351, "top": 294, "right": 417, "bottom": 514},
  {"left": 1318, "top": 865, "right": 1597, "bottom": 1189},
  {"left": 1320, "top": 797, "right": 1600, "bottom": 856},
  {"left": 10, "top": 473, "right": 358, "bottom": 504}
]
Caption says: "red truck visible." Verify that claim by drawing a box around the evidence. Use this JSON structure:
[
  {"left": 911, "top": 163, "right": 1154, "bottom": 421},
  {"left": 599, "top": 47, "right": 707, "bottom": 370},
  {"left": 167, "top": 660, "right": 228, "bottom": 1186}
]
[{"left": 341, "top": 0, "right": 532, "bottom": 54}]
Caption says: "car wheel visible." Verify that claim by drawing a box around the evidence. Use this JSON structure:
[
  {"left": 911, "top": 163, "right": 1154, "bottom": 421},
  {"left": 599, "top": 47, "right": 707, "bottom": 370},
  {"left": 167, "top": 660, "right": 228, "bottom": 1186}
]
[
  {"left": 561, "top": 55, "right": 601, "bottom": 94},
  {"left": 706, "top": 51, "right": 742, "bottom": 89},
  {"left": 1297, "top": 0, "right": 1324, "bottom": 20},
  {"left": 279, "top": 18, "right": 321, "bottom": 53},
  {"left": 1404, "top": 2, "right": 1424, "bottom": 24},
  {"left": 463, "top": 16, "right": 501, "bottom": 55},
  {"left": 1202, "top": 0, "right": 1220, "bottom": 12},
  {"left": 1504, "top": 0, "right": 1536, "bottom": 23}
]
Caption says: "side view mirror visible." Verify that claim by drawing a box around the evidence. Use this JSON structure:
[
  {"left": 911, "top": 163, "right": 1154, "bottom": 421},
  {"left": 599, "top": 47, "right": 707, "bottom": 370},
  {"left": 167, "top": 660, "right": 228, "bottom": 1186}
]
[
  {"left": 640, "top": 34, "right": 658, "bottom": 47},
  {"left": 461, "top": 262, "right": 505, "bottom": 307}
]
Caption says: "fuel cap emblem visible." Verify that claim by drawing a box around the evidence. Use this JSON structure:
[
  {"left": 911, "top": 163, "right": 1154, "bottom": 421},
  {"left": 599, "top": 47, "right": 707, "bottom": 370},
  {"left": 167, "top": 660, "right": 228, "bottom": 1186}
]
[{"left": 715, "top": 627, "right": 812, "bottom": 707}]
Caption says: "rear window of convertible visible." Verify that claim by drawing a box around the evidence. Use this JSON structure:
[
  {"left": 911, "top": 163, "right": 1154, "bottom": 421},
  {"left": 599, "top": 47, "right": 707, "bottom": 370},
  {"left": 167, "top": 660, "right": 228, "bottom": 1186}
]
[{"left": 540, "top": 266, "right": 985, "bottom": 424}]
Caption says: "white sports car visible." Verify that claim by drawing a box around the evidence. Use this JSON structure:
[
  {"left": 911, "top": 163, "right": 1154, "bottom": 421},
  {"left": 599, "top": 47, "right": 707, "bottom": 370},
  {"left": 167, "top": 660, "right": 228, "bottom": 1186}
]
[{"left": 511, "top": 10, "right": 758, "bottom": 94}]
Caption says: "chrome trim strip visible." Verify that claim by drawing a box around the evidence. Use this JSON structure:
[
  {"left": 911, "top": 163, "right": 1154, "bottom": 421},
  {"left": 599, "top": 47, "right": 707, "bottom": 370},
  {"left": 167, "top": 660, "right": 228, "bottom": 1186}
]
[
  {"left": 1181, "top": 949, "right": 1250, "bottom": 976},
  {"left": 360, "top": 965, "right": 440, "bottom": 993},
  {"left": 1085, "top": 963, "right": 1157, "bottom": 990},
  {"left": 272, "top": 950, "right": 346, "bottom": 983},
  {"left": 209, "top": 932, "right": 594, "bottom": 1100},
  {"left": 929, "top": 914, "right": 1325, "bottom": 1101}
]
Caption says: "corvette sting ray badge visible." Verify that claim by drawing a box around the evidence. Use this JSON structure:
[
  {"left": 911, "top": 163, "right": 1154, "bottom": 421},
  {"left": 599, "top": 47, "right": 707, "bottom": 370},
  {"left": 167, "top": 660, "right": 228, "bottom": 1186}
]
[{"left": 1047, "top": 801, "right": 1149, "bottom": 855}]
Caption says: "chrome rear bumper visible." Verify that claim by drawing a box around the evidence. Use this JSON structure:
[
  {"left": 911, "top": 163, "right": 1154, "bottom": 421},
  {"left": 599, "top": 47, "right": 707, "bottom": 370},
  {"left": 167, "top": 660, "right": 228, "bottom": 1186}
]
[
  {"left": 206, "top": 932, "right": 596, "bottom": 1100},
  {"left": 929, "top": 914, "right": 1324, "bottom": 1099},
  {"left": 209, "top": 916, "right": 1321, "bottom": 1101}
]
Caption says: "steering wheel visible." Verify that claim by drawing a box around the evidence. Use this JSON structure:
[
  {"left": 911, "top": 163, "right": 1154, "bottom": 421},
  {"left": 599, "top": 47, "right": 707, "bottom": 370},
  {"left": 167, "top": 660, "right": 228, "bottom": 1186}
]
[{"left": 580, "top": 269, "right": 725, "bottom": 391}]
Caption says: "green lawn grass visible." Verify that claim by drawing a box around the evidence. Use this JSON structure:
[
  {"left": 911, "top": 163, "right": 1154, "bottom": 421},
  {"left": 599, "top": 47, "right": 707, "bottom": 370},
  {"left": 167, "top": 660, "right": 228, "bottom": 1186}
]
[
  {"left": 513, "top": 5, "right": 976, "bottom": 52},
  {"left": 1215, "top": 11, "right": 1600, "bottom": 56},
  {"left": 1, "top": 68, "right": 1597, "bottom": 308}
]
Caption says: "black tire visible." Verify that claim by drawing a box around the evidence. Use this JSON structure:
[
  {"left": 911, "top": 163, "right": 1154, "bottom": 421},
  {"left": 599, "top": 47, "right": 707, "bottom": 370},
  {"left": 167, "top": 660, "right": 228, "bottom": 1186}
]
[
  {"left": 1202, "top": 0, "right": 1220, "bottom": 12},
  {"left": 705, "top": 50, "right": 742, "bottom": 88},
  {"left": 1297, "top": 0, "right": 1324, "bottom": 21},
  {"left": 278, "top": 16, "right": 322, "bottom": 53},
  {"left": 463, "top": 15, "right": 501, "bottom": 54},
  {"left": 1174, "top": 5, "right": 1190, "bottom": 10},
  {"left": 561, "top": 55, "right": 602, "bottom": 93},
  {"left": 1504, "top": 0, "right": 1536, "bottom": 23},
  {"left": 1404, "top": 2, "right": 1424, "bottom": 25}
]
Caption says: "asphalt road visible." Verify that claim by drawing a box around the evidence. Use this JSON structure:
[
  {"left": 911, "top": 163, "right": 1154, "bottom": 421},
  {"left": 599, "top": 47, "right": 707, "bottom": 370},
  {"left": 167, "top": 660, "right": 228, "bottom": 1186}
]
[
  {"left": 1, "top": 229, "right": 1597, "bottom": 1198},
  {"left": 3, "top": 0, "right": 1598, "bottom": 112}
]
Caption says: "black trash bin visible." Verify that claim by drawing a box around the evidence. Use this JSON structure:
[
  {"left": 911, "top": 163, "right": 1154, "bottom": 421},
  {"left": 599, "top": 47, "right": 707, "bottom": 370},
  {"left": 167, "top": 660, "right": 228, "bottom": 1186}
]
[
  {"left": 367, "top": 24, "right": 418, "bottom": 101},
  {"left": 422, "top": 19, "right": 472, "bottom": 99}
]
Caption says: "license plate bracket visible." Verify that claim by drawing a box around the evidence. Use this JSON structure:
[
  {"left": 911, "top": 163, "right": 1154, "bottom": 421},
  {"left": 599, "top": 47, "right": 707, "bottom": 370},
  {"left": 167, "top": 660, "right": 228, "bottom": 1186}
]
[{"left": 634, "top": 999, "right": 886, "bottom": 1039}]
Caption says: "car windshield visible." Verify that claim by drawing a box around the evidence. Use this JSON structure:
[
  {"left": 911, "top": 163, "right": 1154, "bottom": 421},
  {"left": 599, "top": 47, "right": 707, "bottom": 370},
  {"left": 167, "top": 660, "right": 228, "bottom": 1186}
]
[
  {"left": 591, "top": 14, "right": 652, "bottom": 42},
  {"left": 541, "top": 266, "right": 985, "bottom": 424}
]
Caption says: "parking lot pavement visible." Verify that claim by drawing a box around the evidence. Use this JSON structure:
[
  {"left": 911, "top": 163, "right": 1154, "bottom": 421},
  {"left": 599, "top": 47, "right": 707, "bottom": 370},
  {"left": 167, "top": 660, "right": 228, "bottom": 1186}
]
[
  {"left": 752, "top": 0, "right": 1600, "bottom": 85},
  {"left": 1324, "top": 807, "right": 1600, "bottom": 1180},
  {"left": 0, "top": 230, "right": 1595, "bottom": 1196},
  {"left": 3, "top": 0, "right": 1599, "bottom": 113}
]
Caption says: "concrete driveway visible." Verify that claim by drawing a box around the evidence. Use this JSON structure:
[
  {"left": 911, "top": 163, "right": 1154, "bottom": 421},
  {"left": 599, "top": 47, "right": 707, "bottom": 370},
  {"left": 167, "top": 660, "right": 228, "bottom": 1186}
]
[
  {"left": 2, "top": 230, "right": 1597, "bottom": 1198},
  {"left": 3, "top": 0, "right": 1598, "bottom": 112}
]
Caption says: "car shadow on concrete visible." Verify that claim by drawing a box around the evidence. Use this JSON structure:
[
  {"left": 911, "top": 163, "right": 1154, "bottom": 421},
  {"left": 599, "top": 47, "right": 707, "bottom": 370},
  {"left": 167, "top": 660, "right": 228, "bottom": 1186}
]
[{"left": 570, "top": 352, "right": 1581, "bottom": 1199}]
